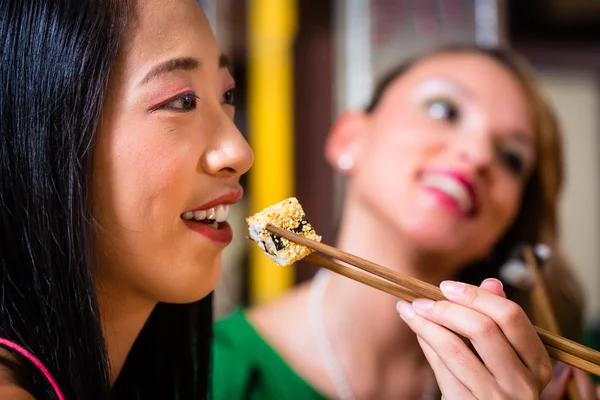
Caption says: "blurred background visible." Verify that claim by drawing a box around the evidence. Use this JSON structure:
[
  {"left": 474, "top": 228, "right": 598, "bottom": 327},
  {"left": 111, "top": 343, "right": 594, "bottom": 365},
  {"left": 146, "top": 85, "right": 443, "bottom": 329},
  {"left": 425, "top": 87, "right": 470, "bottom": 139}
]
[{"left": 199, "top": 0, "right": 600, "bottom": 336}]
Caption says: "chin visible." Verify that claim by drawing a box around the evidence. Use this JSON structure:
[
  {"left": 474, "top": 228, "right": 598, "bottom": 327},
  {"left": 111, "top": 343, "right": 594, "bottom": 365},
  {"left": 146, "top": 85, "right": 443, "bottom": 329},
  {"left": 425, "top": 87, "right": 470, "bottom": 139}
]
[
  {"left": 401, "top": 219, "right": 469, "bottom": 253},
  {"left": 157, "top": 278, "right": 220, "bottom": 304},
  {"left": 153, "top": 257, "right": 222, "bottom": 304},
  {"left": 407, "top": 226, "right": 489, "bottom": 264}
]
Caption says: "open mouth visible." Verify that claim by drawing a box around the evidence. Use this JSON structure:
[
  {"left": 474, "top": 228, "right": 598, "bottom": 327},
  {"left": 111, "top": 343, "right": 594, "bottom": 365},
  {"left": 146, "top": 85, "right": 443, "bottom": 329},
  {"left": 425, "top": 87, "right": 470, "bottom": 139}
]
[
  {"left": 181, "top": 204, "right": 230, "bottom": 228},
  {"left": 419, "top": 171, "right": 478, "bottom": 216}
]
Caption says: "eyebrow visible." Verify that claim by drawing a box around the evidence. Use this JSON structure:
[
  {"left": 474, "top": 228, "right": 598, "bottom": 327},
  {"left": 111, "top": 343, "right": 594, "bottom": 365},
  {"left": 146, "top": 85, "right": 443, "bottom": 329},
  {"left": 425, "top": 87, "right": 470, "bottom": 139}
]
[
  {"left": 418, "top": 77, "right": 474, "bottom": 99},
  {"left": 219, "top": 53, "right": 231, "bottom": 72},
  {"left": 510, "top": 131, "right": 533, "bottom": 147},
  {"left": 138, "top": 53, "right": 231, "bottom": 86},
  {"left": 417, "top": 78, "right": 533, "bottom": 146}
]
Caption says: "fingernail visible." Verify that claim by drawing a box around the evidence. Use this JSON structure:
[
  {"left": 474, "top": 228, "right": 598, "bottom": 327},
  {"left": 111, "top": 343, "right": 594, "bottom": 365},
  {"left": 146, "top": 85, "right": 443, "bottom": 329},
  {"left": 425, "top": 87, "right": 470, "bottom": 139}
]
[
  {"left": 482, "top": 278, "right": 503, "bottom": 289},
  {"left": 397, "top": 300, "right": 416, "bottom": 320},
  {"left": 553, "top": 362, "right": 567, "bottom": 379},
  {"left": 440, "top": 281, "right": 465, "bottom": 297},
  {"left": 412, "top": 298, "right": 435, "bottom": 312}
]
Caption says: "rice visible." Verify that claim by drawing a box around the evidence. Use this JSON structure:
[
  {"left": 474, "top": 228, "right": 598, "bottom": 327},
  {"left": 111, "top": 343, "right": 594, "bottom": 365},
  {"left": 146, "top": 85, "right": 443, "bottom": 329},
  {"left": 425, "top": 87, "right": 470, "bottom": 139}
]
[{"left": 247, "top": 197, "right": 321, "bottom": 266}]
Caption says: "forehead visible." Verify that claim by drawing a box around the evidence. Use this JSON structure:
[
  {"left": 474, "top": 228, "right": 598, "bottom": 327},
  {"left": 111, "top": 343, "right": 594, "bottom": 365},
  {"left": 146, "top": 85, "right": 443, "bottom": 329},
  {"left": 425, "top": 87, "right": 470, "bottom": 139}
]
[
  {"left": 382, "top": 52, "right": 533, "bottom": 130},
  {"left": 410, "top": 52, "right": 520, "bottom": 87},
  {"left": 119, "top": 0, "right": 219, "bottom": 74},
  {"left": 398, "top": 52, "right": 529, "bottom": 107}
]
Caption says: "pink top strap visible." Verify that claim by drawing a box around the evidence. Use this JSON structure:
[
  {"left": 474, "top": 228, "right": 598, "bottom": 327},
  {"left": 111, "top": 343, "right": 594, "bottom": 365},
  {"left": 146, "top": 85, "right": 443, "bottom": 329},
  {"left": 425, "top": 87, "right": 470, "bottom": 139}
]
[{"left": 0, "top": 338, "right": 65, "bottom": 400}]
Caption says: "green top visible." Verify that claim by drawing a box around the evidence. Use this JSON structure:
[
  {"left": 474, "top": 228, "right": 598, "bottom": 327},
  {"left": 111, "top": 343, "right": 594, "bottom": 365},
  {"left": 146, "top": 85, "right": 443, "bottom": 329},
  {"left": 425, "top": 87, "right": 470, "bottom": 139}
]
[{"left": 212, "top": 309, "right": 327, "bottom": 400}]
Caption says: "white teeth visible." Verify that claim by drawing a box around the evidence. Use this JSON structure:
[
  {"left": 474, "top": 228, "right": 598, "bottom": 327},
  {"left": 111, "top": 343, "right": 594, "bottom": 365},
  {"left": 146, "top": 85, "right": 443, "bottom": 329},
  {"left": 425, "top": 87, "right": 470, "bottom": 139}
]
[
  {"left": 207, "top": 207, "right": 216, "bottom": 220},
  {"left": 209, "top": 221, "right": 219, "bottom": 229},
  {"left": 215, "top": 204, "right": 229, "bottom": 222},
  {"left": 193, "top": 210, "right": 207, "bottom": 221},
  {"left": 184, "top": 205, "right": 230, "bottom": 222},
  {"left": 421, "top": 173, "right": 473, "bottom": 213}
]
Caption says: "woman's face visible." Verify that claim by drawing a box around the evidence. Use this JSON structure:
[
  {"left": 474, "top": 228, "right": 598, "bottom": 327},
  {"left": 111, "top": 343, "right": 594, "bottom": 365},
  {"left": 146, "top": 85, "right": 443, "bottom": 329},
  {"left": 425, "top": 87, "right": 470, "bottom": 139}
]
[
  {"left": 329, "top": 52, "right": 536, "bottom": 268},
  {"left": 94, "top": 0, "right": 253, "bottom": 303}
]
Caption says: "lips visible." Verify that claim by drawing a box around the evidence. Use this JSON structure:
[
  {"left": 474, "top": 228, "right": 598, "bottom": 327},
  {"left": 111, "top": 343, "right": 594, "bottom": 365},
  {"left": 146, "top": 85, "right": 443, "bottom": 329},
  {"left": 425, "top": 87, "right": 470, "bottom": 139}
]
[
  {"left": 419, "top": 170, "right": 478, "bottom": 216},
  {"left": 186, "top": 188, "right": 243, "bottom": 212},
  {"left": 180, "top": 188, "right": 243, "bottom": 243}
]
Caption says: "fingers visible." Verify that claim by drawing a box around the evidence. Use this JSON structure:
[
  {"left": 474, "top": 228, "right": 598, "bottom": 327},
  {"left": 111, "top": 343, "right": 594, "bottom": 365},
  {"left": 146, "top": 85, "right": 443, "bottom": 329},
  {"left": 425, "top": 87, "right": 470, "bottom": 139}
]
[
  {"left": 410, "top": 297, "right": 536, "bottom": 398},
  {"left": 439, "top": 280, "right": 552, "bottom": 390},
  {"left": 540, "top": 363, "right": 572, "bottom": 400},
  {"left": 479, "top": 278, "right": 506, "bottom": 298},
  {"left": 416, "top": 336, "right": 476, "bottom": 400},
  {"left": 397, "top": 300, "right": 499, "bottom": 398}
]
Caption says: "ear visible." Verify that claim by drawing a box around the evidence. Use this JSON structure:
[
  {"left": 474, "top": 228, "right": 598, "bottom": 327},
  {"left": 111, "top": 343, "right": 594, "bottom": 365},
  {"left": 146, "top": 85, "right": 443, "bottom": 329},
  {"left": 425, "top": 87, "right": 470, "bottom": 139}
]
[{"left": 325, "top": 111, "right": 368, "bottom": 175}]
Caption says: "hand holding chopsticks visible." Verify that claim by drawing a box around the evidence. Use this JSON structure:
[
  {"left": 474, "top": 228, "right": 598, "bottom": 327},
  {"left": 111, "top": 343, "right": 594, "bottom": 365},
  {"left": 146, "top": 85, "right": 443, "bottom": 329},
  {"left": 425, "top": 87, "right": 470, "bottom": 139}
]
[{"left": 266, "top": 224, "right": 600, "bottom": 378}]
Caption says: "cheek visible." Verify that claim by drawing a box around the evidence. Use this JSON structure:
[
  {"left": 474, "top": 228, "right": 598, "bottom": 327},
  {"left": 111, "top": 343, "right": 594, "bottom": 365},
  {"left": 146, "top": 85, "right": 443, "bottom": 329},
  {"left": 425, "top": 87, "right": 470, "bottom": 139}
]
[
  {"left": 487, "top": 179, "right": 524, "bottom": 232},
  {"left": 92, "top": 120, "right": 218, "bottom": 302},
  {"left": 469, "top": 178, "right": 524, "bottom": 259},
  {"left": 94, "top": 122, "right": 196, "bottom": 229},
  {"left": 354, "top": 120, "right": 441, "bottom": 199},
  {"left": 360, "top": 111, "right": 445, "bottom": 165}
]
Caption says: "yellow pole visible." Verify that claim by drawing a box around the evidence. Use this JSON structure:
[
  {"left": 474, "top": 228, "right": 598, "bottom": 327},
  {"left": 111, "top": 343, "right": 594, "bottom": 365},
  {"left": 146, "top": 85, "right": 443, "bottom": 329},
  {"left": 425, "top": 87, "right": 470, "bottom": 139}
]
[{"left": 248, "top": 0, "right": 297, "bottom": 304}]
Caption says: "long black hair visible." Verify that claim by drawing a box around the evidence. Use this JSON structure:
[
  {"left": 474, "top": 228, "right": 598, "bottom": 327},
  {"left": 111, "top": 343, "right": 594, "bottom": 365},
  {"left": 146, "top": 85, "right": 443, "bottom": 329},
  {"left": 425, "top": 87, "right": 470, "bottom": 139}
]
[{"left": 0, "top": 1, "right": 212, "bottom": 398}]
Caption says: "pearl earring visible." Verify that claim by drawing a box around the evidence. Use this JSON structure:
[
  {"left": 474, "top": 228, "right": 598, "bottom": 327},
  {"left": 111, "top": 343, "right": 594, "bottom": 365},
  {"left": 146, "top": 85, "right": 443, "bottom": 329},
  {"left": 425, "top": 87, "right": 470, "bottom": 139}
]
[{"left": 338, "top": 154, "right": 354, "bottom": 171}]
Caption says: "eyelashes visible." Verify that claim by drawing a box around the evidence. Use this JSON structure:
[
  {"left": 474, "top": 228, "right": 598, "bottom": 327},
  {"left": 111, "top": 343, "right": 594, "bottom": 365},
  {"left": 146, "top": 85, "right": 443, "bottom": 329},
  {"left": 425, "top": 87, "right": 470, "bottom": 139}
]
[
  {"left": 423, "top": 97, "right": 528, "bottom": 175},
  {"left": 159, "top": 92, "right": 200, "bottom": 112},
  {"left": 498, "top": 149, "right": 526, "bottom": 175},
  {"left": 222, "top": 87, "right": 236, "bottom": 106},
  {"left": 154, "top": 87, "right": 237, "bottom": 113},
  {"left": 425, "top": 98, "right": 460, "bottom": 123}
]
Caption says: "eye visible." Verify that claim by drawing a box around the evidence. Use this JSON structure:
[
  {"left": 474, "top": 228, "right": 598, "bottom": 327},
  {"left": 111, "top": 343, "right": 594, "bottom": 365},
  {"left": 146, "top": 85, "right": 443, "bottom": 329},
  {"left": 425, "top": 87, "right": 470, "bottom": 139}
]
[
  {"left": 426, "top": 99, "right": 459, "bottom": 122},
  {"left": 161, "top": 93, "right": 199, "bottom": 112},
  {"left": 222, "top": 87, "right": 236, "bottom": 106},
  {"left": 499, "top": 149, "right": 525, "bottom": 175}
]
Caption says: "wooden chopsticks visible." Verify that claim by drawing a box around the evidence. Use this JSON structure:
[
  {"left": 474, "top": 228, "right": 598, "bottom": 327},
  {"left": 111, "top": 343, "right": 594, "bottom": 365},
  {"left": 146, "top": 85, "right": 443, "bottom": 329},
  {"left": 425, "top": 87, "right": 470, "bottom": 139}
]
[
  {"left": 266, "top": 224, "right": 600, "bottom": 377},
  {"left": 523, "top": 246, "right": 580, "bottom": 400}
]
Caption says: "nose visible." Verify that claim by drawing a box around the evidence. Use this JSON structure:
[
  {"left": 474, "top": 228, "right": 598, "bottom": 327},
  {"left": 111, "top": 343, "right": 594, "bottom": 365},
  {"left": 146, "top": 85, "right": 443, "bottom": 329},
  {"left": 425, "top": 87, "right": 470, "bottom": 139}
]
[
  {"left": 202, "top": 115, "right": 254, "bottom": 178},
  {"left": 454, "top": 130, "right": 495, "bottom": 172}
]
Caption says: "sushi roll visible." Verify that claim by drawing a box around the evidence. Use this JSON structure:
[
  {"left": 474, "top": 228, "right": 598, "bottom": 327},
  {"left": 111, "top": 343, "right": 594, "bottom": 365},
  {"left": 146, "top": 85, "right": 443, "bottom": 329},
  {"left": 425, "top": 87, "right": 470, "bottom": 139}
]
[{"left": 247, "top": 197, "right": 321, "bottom": 266}]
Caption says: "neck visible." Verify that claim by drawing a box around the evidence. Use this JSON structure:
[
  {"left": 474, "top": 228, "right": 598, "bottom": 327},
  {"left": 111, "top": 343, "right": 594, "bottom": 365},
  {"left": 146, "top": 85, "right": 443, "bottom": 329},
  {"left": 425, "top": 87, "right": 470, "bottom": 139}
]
[
  {"left": 97, "top": 283, "right": 156, "bottom": 386},
  {"left": 321, "top": 193, "right": 458, "bottom": 397}
]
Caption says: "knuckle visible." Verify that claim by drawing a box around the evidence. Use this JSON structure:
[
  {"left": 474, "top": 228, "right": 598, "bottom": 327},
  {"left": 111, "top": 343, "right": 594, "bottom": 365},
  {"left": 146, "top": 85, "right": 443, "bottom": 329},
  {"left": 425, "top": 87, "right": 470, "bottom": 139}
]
[
  {"left": 537, "top": 358, "right": 554, "bottom": 388},
  {"left": 461, "top": 284, "right": 479, "bottom": 304},
  {"left": 442, "top": 337, "right": 469, "bottom": 366},
  {"left": 431, "top": 300, "right": 449, "bottom": 317},
  {"left": 496, "top": 301, "right": 525, "bottom": 327},
  {"left": 444, "top": 341, "right": 462, "bottom": 359},
  {"left": 470, "top": 316, "right": 499, "bottom": 340}
]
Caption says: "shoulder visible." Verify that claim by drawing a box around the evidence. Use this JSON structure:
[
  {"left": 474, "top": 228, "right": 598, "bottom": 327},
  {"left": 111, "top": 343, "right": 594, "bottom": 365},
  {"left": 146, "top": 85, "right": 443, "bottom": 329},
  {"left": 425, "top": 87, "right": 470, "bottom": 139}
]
[
  {"left": 213, "top": 298, "right": 327, "bottom": 400},
  {"left": 212, "top": 310, "right": 259, "bottom": 399},
  {"left": 213, "top": 310, "right": 261, "bottom": 373},
  {"left": 213, "top": 309, "right": 303, "bottom": 399},
  {"left": 0, "top": 349, "right": 35, "bottom": 400},
  {"left": 0, "top": 385, "right": 36, "bottom": 400}
]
